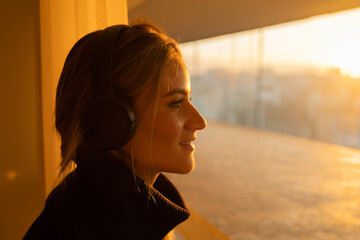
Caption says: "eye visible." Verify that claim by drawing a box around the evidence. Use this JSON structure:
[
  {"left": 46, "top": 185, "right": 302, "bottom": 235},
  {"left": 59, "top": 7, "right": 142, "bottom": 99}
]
[{"left": 169, "top": 99, "right": 185, "bottom": 108}]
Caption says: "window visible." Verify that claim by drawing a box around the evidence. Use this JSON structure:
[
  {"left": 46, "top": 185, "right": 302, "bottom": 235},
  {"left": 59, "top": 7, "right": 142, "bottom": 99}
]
[
  {"left": 181, "top": 8, "right": 360, "bottom": 149},
  {"left": 172, "top": 8, "right": 360, "bottom": 240}
]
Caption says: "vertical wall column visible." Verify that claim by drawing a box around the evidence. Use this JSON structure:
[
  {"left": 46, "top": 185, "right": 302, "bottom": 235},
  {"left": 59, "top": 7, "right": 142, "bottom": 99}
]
[{"left": 0, "top": 1, "right": 43, "bottom": 239}]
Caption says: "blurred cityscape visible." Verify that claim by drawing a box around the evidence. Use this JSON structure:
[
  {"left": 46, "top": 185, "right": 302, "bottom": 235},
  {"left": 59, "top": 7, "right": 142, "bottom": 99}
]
[
  {"left": 190, "top": 66, "right": 360, "bottom": 149},
  {"left": 174, "top": 7, "right": 360, "bottom": 240},
  {"left": 181, "top": 8, "right": 360, "bottom": 150}
]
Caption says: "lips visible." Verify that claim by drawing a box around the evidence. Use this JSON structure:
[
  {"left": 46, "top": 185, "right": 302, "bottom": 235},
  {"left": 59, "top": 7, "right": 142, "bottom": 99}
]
[
  {"left": 179, "top": 137, "right": 196, "bottom": 145},
  {"left": 179, "top": 139, "right": 196, "bottom": 151}
]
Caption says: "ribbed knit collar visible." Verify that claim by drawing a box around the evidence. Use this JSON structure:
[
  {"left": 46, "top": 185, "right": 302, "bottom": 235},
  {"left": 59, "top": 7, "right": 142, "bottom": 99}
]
[{"left": 68, "top": 153, "right": 190, "bottom": 239}]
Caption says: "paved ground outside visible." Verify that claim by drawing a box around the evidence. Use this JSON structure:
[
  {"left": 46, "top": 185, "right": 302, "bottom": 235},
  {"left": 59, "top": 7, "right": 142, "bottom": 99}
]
[{"left": 168, "top": 121, "right": 360, "bottom": 240}]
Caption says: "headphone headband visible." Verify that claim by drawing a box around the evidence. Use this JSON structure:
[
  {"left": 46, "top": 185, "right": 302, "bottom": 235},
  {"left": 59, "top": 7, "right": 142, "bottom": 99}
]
[{"left": 92, "top": 25, "right": 126, "bottom": 98}]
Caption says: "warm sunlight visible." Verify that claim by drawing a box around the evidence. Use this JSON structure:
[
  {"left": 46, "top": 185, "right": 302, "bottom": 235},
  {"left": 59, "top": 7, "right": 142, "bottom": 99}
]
[
  {"left": 182, "top": 7, "right": 360, "bottom": 78},
  {"left": 180, "top": 7, "right": 360, "bottom": 150},
  {"left": 331, "top": 36, "right": 360, "bottom": 78},
  {"left": 263, "top": 7, "right": 360, "bottom": 78}
]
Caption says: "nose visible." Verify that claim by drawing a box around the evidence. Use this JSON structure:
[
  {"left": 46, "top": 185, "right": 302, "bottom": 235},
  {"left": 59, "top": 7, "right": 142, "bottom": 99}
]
[{"left": 185, "top": 103, "right": 207, "bottom": 131}]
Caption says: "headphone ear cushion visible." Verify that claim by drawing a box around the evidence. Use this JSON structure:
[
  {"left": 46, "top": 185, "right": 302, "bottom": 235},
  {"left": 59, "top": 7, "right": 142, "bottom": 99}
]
[{"left": 82, "top": 100, "right": 136, "bottom": 150}]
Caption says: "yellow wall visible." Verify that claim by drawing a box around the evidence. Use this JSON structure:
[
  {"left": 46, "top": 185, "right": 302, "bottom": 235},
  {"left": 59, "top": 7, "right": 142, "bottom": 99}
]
[
  {"left": 0, "top": 0, "right": 44, "bottom": 239},
  {"left": 0, "top": 0, "right": 128, "bottom": 239}
]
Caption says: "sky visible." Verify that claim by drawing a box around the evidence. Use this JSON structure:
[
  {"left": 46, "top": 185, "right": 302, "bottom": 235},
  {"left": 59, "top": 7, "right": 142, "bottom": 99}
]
[{"left": 180, "top": 7, "right": 360, "bottom": 78}]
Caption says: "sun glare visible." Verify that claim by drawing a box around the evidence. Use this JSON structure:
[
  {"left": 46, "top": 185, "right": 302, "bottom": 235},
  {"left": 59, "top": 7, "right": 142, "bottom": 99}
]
[
  {"left": 263, "top": 7, "right": 360, "bottom": 78},
  {"left": 331, "top": 36, "right": 360, "bottom": 78},
  {"left": 181, "top": 7, "right": 360, "bottom": 79}
]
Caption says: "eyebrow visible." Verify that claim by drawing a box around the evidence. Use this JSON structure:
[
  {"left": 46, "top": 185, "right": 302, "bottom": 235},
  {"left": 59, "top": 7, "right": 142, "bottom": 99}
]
[{"left": 163, "top": 88, "right": 190, "bottom": 97}]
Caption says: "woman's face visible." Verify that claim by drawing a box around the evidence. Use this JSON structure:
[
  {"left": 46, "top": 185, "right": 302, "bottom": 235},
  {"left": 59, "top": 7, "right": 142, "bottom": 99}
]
[{"left": 122, "top": 65, "right": 207, "bottom": 179}]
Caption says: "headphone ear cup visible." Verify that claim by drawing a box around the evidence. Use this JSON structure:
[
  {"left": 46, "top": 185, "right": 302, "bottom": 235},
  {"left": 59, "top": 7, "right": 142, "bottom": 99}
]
[
  {"left": 80, "top": 25, "right": 136, "bottom": 151},
  {"left": 82, "top": 99, "right": 136, "bottom": 150}
]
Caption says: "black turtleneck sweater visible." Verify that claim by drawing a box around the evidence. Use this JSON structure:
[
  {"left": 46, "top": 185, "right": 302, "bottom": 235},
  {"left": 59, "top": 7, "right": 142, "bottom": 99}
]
[{"left": 23, "top": 154, "right": 190, "bottom": 240}]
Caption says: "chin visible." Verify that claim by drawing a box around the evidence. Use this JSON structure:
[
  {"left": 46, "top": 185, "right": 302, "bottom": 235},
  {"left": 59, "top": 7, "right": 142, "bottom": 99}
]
[{"left": 176, "top": 158, "right": 195, "bottom": 174}]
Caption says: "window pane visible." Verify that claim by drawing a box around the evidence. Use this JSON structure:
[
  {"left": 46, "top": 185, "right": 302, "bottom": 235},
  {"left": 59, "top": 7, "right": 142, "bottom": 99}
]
[{"left": 181, "top": 7, "right": 360, "bottom": 149}]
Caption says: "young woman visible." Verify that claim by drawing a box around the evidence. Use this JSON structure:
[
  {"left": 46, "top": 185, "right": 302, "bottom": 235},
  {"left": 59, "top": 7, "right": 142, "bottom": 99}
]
[{"left": 24, "top": 21, "right": 206, "bottom": 240}]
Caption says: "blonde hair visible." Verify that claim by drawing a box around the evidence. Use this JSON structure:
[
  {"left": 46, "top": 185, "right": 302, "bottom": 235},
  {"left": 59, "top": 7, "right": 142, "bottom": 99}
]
[
  {"left": 55, "top": 20, "right": 184, "bottom": 176},
  {"left": 164, "top": 230, "right": 175, "bottom": 240}
]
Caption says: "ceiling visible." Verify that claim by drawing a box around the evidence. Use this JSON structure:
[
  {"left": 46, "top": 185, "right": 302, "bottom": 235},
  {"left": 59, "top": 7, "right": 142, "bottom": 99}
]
[{"left": 128, "top": 0, "right": 360, "bottom": 43}]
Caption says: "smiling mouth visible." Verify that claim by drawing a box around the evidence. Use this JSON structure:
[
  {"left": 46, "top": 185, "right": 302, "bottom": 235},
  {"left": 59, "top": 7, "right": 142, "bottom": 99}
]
[{"left": 179, "top": 141, "right": 195, "bottom": 151}]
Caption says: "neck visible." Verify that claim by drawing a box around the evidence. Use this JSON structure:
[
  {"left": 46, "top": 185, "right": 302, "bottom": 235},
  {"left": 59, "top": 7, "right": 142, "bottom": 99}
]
[
  {"left": 72, "top": 153, "right": 190, "bottom": 239},
  {"left": 108, "top": 149, "right": 159, "bottom": 185},
  {"left": 134, "top": 167, "right": 160, "bottom": 185}
]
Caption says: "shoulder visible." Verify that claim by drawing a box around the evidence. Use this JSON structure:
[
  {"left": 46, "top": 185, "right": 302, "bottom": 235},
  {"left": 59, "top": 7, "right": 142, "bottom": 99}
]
[
  {"left": 23, "top": 201, "right": 103, "bottom": 240},
  {"left": 23, "top": 173, "right": 105, "bottom": 240}
]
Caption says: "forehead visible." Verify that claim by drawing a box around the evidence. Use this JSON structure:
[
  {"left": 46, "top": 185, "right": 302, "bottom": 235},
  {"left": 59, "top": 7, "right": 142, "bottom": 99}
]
[{"left": 162, "top": 65, "right": 190, "bottom": 93}]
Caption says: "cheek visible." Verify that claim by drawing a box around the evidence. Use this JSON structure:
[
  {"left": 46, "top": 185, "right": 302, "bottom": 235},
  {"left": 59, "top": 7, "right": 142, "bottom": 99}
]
[
  {"left": 153, "top": 114, "right": 182, "bottom": 146},
  {"left": 152, "top": 115, "right": 194, "bottom": 173}
]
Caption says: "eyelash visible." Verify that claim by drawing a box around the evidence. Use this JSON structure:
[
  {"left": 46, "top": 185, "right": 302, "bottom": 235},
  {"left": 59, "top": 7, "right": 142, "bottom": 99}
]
[
  {"left": 169, "top": 99, "right": 184, "bottom": 108},
  {"left": 169, "top": 98, "right": 192, "bottom": 108}
]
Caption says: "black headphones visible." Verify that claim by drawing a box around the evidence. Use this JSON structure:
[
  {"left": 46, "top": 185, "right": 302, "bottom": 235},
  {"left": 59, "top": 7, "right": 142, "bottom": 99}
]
[{"left": 81, "top": 25, "right": 136, "bottom": 151}]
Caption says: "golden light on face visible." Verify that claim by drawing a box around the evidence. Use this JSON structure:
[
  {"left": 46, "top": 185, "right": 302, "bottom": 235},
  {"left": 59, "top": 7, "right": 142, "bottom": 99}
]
[{"left": 122, "top": 66, "right": 207, "bottom": 182}]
